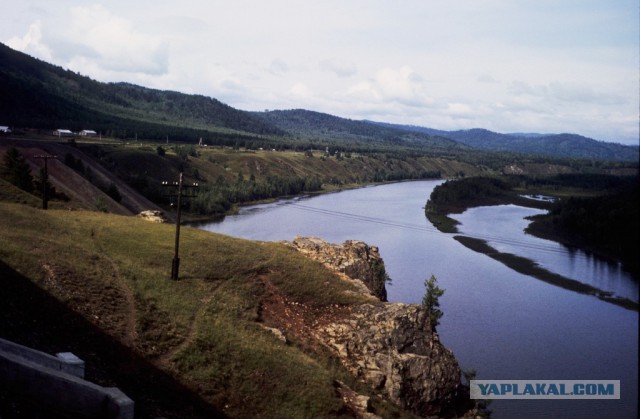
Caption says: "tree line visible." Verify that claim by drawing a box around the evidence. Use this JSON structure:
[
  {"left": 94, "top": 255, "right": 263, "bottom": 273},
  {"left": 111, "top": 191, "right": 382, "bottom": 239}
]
[
  {"left": 426, "top": 174, "right": 639, "bottom": 275},
  {"left": 540, "top": 179, "right": 639, "bottom": 275},
  {"left": 190, "top": 174, "right": 323, "bottom": 215},
  {"left": 426, "top": 176, "right": 512, "bottom": 214}
]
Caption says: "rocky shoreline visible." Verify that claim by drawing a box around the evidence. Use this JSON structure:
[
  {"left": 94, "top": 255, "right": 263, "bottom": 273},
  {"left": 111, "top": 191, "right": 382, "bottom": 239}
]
[{"left": 283, "top": 237, "right": 475, "bottom": 417}]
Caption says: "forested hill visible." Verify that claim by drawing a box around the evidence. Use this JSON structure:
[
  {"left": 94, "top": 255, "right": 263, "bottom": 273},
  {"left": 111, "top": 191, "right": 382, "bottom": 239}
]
[
  {"left": 0, "top": 42, "right": 283, "bottom": 139},
  {"left": 1, "top": 41, "right": 637, "bottom": 162},
  {"left": 0, "top": 42, "right": 458, "bottom": 153},
  {"left": 251, "top": 109, "right": 465, "bottom": 153},
  {"left": 371, "top": 123, "right": 639, "bottom": 161}
]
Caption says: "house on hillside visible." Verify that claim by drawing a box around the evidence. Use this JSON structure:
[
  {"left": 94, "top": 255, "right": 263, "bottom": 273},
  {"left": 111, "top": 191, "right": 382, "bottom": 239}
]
[
  {"left": 79, "top": 130, "right": 97, "bottom": 137},
  {"left": 54, "top": 129, "right": 74, "bottom": 137},
  {"left": 0, "top": 126, "right": 11, "bottom": 133}
]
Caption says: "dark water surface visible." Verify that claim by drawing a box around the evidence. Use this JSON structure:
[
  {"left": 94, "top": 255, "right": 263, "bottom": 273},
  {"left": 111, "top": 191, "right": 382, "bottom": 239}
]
[{"left": 196, "top": 181, "right": 638, "bottom": 418}]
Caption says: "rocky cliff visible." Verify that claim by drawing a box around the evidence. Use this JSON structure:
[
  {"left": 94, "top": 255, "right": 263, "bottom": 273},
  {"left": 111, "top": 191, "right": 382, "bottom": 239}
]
[
  {"left": 283, "top": 237, "right": 465, "bottom": 417},
  {"left": 285, "top": 236, "right": 388, "bottom": 301}
]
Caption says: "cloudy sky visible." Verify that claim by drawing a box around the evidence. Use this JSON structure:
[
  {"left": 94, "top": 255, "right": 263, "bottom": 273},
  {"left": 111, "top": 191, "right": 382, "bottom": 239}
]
[{"left": 2, "top": 1, "right": 638, "bottom": 145}]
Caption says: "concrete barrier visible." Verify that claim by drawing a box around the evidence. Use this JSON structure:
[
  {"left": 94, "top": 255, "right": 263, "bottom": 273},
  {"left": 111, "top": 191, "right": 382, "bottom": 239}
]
[
  {"left": 0, "top": 338, "right": 134, "bottom": 418},
  {"left": 0, "top": 337, "right": 85, "bottom": 378}
]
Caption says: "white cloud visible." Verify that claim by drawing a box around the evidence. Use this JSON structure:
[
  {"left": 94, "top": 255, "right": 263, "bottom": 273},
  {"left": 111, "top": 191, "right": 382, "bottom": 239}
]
[
  {"left": 477, "top": 74, "right": 499, "bottom": 84},
  {"left": 507, "top": 80, "right": 629, "bottom": 112},
  {"left": 344, "top": 66, "right": 434, "bottom": 109},
  {"left": 447, "top": 103, "right": 474, "bottom": 119},
  {"left": 6, "top": 20, "right": 52, "bottom": 61},
  {"left": 319, "top": 60, "right": 357, "bottom": 78},
  {"left": 548, "top": 82, "right": 627, "bottom": 105},
  {"left": 269, "top": 59, "right": 289, "bottom": 75},
  {"left": 64, "top": 5, "right": 169, "bottom": 76},
  {"left": 289, "top": 82, "right": 311, "bottom": 99}
]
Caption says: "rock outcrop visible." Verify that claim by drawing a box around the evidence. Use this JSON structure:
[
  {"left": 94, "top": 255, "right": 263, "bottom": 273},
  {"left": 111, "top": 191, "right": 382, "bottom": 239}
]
[
  {"left": 316, "top": 303, "right": 461, "bottom": 416},
  {"left": 285, "top": 236, "right": 388, "bottom": 301},
  {"left": 137, "top": 210, "right": 168, "bottom": 223},
  {"left": 283, "top": 237, "right": 464, "bottom": 417}
]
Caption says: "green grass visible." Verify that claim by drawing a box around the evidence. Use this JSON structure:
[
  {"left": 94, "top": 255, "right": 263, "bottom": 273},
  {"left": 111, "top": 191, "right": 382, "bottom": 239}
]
[
  {"left": 0, "top": 202, "right": 408, "bottom": 417},
  {"left": 0, "top": 178, "right": 42, "bottom": 207}
]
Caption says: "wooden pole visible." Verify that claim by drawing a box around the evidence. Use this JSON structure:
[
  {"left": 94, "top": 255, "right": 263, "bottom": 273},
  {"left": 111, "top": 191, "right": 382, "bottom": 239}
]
[
  {"left": 34, "top": 155, "right": 56, "bottom": 210},
  {"left": 171, "top": 172, "right": 183, "bottom": 280}
]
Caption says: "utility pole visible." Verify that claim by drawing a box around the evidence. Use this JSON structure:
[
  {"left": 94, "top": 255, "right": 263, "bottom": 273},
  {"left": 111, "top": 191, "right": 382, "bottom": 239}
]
[
  {"left": 171, "top": 173, "right": 183, "bottom": 280},
  {"left": 34, "top": 154, "right": 57, "bottom": 210},
  {"left": 162, "top": 173, "right": 198, "bottom": 280}
]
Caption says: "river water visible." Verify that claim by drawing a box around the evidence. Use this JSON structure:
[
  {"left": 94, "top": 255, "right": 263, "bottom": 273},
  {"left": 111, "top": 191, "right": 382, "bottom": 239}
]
[{"left": 195, "top": 180, "right": 638, "bottom": 418}]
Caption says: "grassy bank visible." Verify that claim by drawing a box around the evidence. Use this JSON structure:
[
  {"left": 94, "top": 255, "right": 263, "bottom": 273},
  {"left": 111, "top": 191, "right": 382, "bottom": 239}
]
[{"left": 0, "top": 202, "right": 413, "bottom": 417}]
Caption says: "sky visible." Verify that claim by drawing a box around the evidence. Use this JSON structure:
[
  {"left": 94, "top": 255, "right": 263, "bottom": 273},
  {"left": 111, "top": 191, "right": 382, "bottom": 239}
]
[{"left": 2, "top": 0, "right": 639, "bottom": 145}]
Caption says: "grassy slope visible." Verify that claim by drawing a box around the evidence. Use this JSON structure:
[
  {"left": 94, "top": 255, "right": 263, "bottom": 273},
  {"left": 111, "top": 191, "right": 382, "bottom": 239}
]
[
  {"left": 0, "top": 201, "right": 415, "bottom": 417},
  {"left": 93, "top": 143, "right": 483, "bottom": 193},
  {"left": 0, "top": 178, "right": 41, "bottom": 207}
]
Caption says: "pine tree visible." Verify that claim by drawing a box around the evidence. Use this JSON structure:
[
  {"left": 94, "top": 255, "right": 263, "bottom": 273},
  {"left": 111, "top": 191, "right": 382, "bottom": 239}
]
[
  {"left": 422, "top": 274, "right": 445, "bottom": 329},
  {"left": 2, "top": 147, "right": 34, "bottom": 192}
]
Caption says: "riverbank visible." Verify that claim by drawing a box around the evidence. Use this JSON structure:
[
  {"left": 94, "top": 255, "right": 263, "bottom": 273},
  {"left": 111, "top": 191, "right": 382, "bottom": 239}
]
[
  {"left": 525, "top": 212, "right": 639, "bottom": 278},
  {"left": 425, "top": 175, "right": 639, "bottom": 277},
  {"left": 184, "top": 177, "right": 443, "bottom": 224},
  {"left": 425, "top": 177, "right": 552, "bottom": 234},
  {"left": 454, "top": 235, "right": 638, "bottom": 311}
]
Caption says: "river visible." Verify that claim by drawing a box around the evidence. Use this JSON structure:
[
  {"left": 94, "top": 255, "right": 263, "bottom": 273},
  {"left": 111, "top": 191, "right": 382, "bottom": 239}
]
[{"left": 195, "top": 180, "right": 638, "bottom": 418}]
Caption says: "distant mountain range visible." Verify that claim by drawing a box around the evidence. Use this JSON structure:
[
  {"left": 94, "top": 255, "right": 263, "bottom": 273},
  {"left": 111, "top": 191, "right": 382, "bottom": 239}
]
[
  {"left": 1, "top": 42, "right": 637, "bottom": 161},
  {"left": 370, "top": 123, "right": 639, "bottom": 161},
  {"left": 250, "top": 109, "right": 465, "bottom": 153}
]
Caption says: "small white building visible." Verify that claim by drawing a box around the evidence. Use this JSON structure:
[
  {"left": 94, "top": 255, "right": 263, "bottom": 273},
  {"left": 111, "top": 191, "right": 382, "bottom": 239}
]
[
  {"left": 55, "top": 129, "right": 74, "bottom": 137},
  {"left": 79, "top": 130, "right": 97, "bottom": 137},
  {"left": 0, "top": 126, "right": 11, "bottom": 133}
]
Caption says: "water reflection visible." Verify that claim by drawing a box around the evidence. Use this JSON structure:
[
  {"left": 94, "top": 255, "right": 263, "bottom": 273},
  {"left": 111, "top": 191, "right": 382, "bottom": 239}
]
[{"left": 450, "top": 205, "right": 639, "bottom": 302}]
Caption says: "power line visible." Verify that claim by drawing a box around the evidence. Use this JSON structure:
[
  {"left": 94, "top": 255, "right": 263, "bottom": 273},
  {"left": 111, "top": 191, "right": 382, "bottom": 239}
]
[{"left": 286, "top": 202, "right": 596, "bottom": 262}]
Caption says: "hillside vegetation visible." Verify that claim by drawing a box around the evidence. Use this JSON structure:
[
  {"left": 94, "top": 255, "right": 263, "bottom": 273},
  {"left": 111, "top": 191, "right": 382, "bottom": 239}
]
[
  {"left": 251, "top": 109, "right": 466, "bottom": 154},
  {"left": 0, "top": 202, "right": 419, "bottom": 417},
  {"left": 2, "top": 42, "right": 638, "bottom": 163},
  {"left": 0, "top": 42, "right": 281, "bottom": 143},
  {"left": 1, "top": 139, "right": 487, "bottom": 219}
]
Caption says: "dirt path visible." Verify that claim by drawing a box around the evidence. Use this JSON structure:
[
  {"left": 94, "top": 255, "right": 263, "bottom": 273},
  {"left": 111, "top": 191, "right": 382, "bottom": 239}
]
[
  {"left": 39, "top": 258, "right": 137, "bottom": 345},
  {"left": 85, "top": 233, "right": 139, "bottom": 347},
  {"left": 157, "top": 292, "right": 215, "bottom": 366},
  {"left": 103, "top": 256, "right": 139, "bottom": 346}
]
